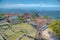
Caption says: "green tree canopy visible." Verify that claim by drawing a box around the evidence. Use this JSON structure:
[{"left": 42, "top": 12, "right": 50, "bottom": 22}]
[
  {"left": 49, "top": 20, "right": 60, "bottom": 38},
  {"left": 0, "top": 14, "right": 6, "bottom": 19},
  {"left": 17, "top": 16, "right": 25, "bottom": 21}
]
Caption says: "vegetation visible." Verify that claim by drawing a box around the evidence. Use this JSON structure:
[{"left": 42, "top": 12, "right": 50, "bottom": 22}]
[
  {"left": 21, "top": 36, "right": 34, "bottom": 40},
  {"left": 41, "top": 16, "right": 48, "bottom": 19},
  {"left": 0, "top": 14, "right": 4, "bottom": 16},
  {"left": 8, "top": 32, "right": 24, "bottom": 40},
  {"left": 0, "top": 23, "right": 36, "bottom": 40},
  {"left": 7, "top": 23, "right": 36, "bottom": 40},
  {"left": 17, "top": 16, "right": 25, "bottom": 21},
  {"left": 49, "top": 20, "right": 60, "bottom": 38},
  {"left": 0, "top": 14, "right": 6, "bottom": 19},
  {"left": 5, "top": 29, "right": 15, "bottom": 37}
]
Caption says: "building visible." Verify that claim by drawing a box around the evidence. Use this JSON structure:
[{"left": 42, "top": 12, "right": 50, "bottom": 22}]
[
  {"left": 4, "top": 14, "right": 19, "bottom": 17},
  {"left": 35, "top": 17, "right": 47, "bottom": 26},
  {"left": 4, "top": 14, "right": 19, "bottom": 23},
  {"left": 23, "top": 13, "right": 31, "bottom": 19},
  {"left": 47, "top": 19, "right": 53, "bottom": 24}
]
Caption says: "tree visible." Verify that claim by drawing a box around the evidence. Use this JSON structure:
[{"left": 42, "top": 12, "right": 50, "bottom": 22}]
[
  {"left": 49, "top": 20, "right": 60, "bottom": 38},
  {"left": 17, "top": 16, "right": 25, "bottom": 21},
  {"left": 0, "top": 14, "right": 6, "bottom": 19},
  {"left": 41, "top": 16, "right": 48, "bottom": 19}
]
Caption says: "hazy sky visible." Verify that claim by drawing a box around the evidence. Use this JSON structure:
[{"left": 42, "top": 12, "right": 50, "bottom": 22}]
[
  {"left": 0, "top": 0, "right": 60, "bottom": 4},
  {"left": 0, "top": 0, "right": 60, "bottom": 11}
]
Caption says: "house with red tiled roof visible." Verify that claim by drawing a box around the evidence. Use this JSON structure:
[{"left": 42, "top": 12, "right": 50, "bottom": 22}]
[
  {"left": 4, "top": 14, "right": 19, "bottom": 24},
  {"left": 4, "top": 14, "right": 19, "bottom": 17},
  {"left": 35, "top": 17, "right": 47, "bottom": 26},
  {"left": 23, "top": 13, "right": 31, "bottom": 19}
]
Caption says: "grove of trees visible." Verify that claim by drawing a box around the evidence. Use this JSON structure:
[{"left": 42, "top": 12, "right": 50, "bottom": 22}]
[{"left": 49, "top": 20, "right": 60, "bottom": 39}]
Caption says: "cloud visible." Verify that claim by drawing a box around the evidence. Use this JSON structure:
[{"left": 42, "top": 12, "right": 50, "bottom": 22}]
[
  {"left": 0, "top": 4, "right": 60, "bottom": 8},
  {"left": 0, "top": 4, "right": 40, "bottom": 8}
]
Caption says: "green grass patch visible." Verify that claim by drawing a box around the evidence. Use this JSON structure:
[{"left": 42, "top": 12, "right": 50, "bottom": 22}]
[
  {"left": 12, "top": 23, "right": 36, "bottom": 37},
  {"left": 5, "top": 29, "right": 15, "bottom": 36},
  {"left": 21, "top": 36, "right": 34, "bottom": 40},
  {"left": 8, "top": 32, "right": 24, "bottom": 40}
]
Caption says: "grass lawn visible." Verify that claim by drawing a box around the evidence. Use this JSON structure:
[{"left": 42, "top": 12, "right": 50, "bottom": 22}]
[
  {"left": 12, "top": 23, "right": 36, "bottom": 32},
  {"left": 21, "top": 36, "right": 34, "bottom": 40},
  {"left": 1, "top": 23, "right": 36, "bottom": 40},
  {"left": 1, "top": 25, "right": 9, "bottom": 28},
  {"left": 7, "top": 32, "right": 24, "bottom": 40},
  {"left": 5, "top": 29, "right": 15, "bottom": 36},
  {"left": 8, "top": 23, "right": 36, "bottom": 40}
]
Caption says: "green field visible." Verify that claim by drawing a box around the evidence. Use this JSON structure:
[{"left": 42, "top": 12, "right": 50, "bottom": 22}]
[
  {"left": 7, "top": 32, "right": 24, "bottom": 40},
  {"left": 0, "top": 23, "right": 36, "bottom": 40},
  {"left": 21, "top": 36, "right": 34, "bottom": 40}
]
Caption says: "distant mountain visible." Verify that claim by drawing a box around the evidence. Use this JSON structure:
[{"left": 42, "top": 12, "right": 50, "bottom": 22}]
[
  {"left": 0, "top": 7, "right": 60, "bottom": 13},
  {"left": 0, "top": 8, "right": 60, "bottom": 19}
]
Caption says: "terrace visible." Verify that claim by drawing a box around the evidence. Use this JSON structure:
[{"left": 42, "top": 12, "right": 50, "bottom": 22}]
[{"left": 0, "top": 23, "right": 36, "bottom": 40}]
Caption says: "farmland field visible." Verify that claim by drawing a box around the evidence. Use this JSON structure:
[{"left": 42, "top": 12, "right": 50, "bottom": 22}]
[{"left": 0, "top": 23, "right": 36, "bottom": 40}]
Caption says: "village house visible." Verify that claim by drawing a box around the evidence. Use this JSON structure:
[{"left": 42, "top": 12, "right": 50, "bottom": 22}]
[
  {"left": 4, "top": 14, "right": 19, "bottom": 24},
  {"left": 4, "top": 14, "right": 19, "bottom": 17},
  {"left": 23, "top": 13, "right": 31, "bottom": 22},
  {"left": 47, "top": 18, "right": 53, "bottom": 24},
  {"left": 35, "top": 17, "right": 47, "bottom": 26},
  {"left": 23, "top": 13, "right": 31, "bottom": 19}
]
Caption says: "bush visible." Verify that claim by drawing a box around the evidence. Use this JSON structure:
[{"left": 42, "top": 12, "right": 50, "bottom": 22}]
[
  {"left": 17, "top": 16, "right": 25, "bottom": 21},
  {"left": 49, "top": 20, "right": 60, "bottom": 38}
]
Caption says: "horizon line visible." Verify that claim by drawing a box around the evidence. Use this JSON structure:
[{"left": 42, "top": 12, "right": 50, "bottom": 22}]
[{"left": 0, "top": 4, "right": 60, "bottom": 9}]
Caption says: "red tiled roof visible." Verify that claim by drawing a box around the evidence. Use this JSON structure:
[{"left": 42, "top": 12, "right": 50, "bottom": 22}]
[{"left": 4, "top": 14, "right": 19, "bottom": 17}]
